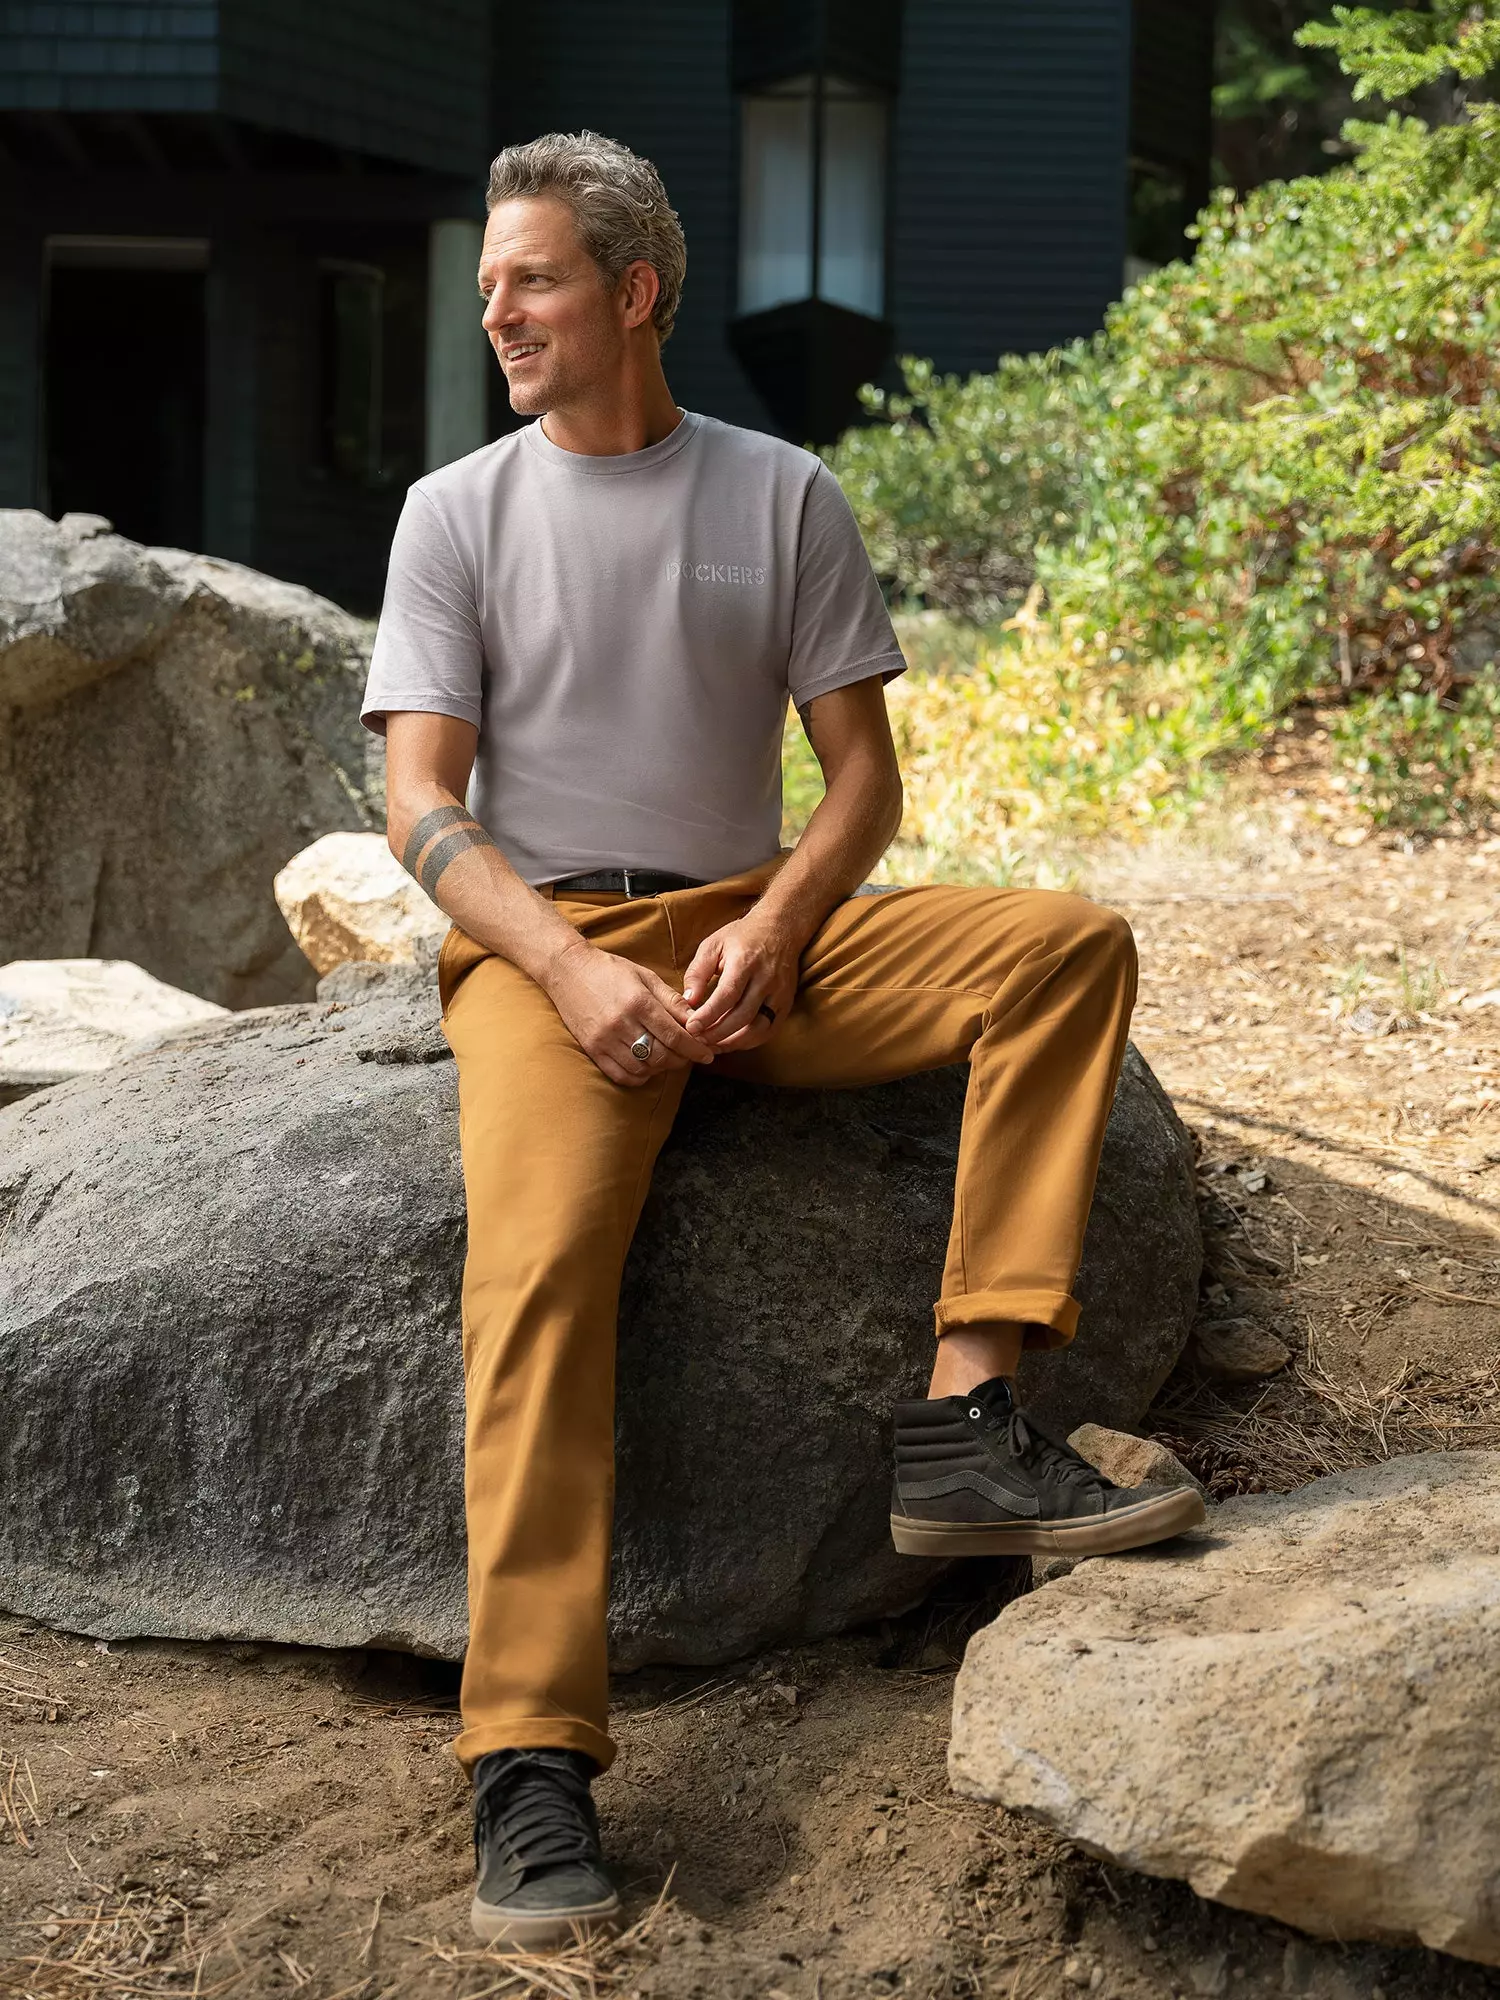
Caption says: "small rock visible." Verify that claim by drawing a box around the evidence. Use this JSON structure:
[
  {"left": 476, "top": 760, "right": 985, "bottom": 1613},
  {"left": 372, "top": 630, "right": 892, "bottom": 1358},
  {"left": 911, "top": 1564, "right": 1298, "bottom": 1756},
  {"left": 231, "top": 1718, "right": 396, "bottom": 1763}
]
[
  {"left": 275, "top": 832, "right": 449, "bottom": 976},
  {"left": 1067, "top": 1424, "right": 1206, "bottom": 1498},
  {"left": 1189, "top": 1950, "right": 1228, "bottom": 1997},
  {"left": 1032, "top": 1552, "right": 1082, "bottom": 1589},
  {"left": 1281, "top": 1938, "right": 1316, "bottom": 1993},
  {"left": 1063, "top": 1957, "right": 1091, "bottom": 1988},
  {"left": 1190, "top": 1318, "right": 1292, "bottom": 1384}
]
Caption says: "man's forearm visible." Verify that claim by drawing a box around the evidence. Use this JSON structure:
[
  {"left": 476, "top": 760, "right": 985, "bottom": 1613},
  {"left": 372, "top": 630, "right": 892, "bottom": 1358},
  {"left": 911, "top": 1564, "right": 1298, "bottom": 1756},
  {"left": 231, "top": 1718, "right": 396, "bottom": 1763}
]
[
  {"left": 753, "top": 762, "right": 903, "bottom": 948},
  {"left": 389, "top": 789, "right": 585, "bottom": 990}
]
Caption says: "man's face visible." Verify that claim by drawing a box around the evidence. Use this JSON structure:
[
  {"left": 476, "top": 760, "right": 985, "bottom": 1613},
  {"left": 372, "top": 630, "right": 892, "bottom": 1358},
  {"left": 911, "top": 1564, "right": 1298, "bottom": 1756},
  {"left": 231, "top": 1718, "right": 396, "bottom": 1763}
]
[{"left": 478, "top": 196, "right": 622, "bottom": 415}]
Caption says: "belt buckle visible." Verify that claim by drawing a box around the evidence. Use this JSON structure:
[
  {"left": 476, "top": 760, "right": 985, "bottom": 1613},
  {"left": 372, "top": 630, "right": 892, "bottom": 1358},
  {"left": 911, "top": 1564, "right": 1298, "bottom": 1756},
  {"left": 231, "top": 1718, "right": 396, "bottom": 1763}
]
[{"left": 621, "top": 866, "right": 641, "bottom": 899}]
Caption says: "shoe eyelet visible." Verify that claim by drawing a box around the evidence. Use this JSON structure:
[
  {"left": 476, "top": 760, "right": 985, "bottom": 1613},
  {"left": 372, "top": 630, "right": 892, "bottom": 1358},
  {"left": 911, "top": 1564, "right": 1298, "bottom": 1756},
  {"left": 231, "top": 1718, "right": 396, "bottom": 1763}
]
[{"left": 968, "top": 1406, "right": 982, "bottom": 1420}]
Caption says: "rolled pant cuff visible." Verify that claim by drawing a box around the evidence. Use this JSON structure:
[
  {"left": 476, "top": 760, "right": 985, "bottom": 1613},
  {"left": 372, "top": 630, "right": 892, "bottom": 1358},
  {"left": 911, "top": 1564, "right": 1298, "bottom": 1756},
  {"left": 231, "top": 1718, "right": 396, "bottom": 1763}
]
[
  {"left": 933, "top": 1290, "right": 1080, "bottom": 1349},
  {"left": 453, "top": 1718, "right": 617, "bottom": 1779}
]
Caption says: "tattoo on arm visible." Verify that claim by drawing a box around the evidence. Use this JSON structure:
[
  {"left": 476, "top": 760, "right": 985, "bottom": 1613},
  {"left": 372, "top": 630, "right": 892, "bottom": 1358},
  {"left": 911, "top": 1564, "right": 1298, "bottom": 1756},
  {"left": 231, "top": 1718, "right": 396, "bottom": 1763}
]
[
  {"left": 417, "top": 824, "right": 497, "bottom": 901},
  {"left": 400, "top": 803, "right": 478, "bottom": 879},
  {"left": 400, "top": 802, "right": 498, "bottom": 901}
]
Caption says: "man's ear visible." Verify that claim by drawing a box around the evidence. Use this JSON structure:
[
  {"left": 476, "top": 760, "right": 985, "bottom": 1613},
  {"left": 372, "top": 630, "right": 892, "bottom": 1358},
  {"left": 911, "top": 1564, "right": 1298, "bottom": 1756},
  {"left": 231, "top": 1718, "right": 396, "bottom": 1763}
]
[{"left": 620, "top": 259, "right": 661, "bottom": 332}]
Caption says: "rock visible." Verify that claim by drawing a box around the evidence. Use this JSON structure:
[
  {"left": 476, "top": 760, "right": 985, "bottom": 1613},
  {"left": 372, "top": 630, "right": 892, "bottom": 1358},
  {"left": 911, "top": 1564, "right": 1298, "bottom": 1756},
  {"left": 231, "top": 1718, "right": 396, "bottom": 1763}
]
[
  {"left": 1031, "top": 1554, "right": 1080, "bottom": 1588},
  {"left": 1031, "top": 1429, "right": 1205, "bottom": 1591},
  {"left": 1190, "top": 1317, "right": 1292, "bottom": 1383},
  {"left": 1188, "top": 1952, "right": 1228, "bottom": 1998},
  {"left": 274, "top": 832, "right": 448, "bottom": 976},
  {"left": 951, "top": 1452, "right": 1500, "bottom": 1966},
  {"left": 1066, "top": 1425, "right": 1205, "bottom": 1496},
  {"left": 0, "top": 958, "right": 226, "bottom": 1105},
  {"left": 315, "top": 959, "right": 435, "bottom": 1006},
  {"left": 0, "top": 510, "right": 380, "bottom": 1008},
  {"left": 0, "top": 981, "right": 1198, "bottom": 1664}
]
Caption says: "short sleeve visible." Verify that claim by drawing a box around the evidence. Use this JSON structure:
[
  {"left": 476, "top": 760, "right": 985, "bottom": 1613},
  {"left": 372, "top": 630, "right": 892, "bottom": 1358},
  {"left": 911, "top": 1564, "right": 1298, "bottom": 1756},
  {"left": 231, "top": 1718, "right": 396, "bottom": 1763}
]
[
  {"left": 786, "top": 462, "right": 907, "bottom": 711},
  {"left": 361, "top": 487, "right": 484, "bottom": 736}
]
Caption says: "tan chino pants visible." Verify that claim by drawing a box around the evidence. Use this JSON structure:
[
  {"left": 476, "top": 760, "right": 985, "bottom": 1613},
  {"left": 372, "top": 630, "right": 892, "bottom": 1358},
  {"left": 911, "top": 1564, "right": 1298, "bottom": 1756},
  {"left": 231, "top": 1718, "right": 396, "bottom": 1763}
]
[{"left": 439, "top": 852, "right": 1137, "bottom": 1775}]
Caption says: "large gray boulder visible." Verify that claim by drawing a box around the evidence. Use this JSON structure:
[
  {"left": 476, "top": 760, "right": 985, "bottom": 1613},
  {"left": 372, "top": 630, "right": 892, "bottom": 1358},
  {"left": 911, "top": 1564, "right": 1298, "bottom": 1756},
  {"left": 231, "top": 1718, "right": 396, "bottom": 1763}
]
[
  {"left": 950, "top": 1453, "right": 1500, "bottom": 1967},
  {"left": 0, "top": 975, "right": 1199, "bottom": 1665},
  {"left": 0, "top": 511, "right": 379, "bottom": 1008}
]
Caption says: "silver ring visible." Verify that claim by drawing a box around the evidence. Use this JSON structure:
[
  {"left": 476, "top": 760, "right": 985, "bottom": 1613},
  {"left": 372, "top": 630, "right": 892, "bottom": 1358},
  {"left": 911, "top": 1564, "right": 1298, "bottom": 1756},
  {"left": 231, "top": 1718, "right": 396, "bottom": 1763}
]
[{"left": 629, "top": 1031, "right": 653, "bottom": 1062}]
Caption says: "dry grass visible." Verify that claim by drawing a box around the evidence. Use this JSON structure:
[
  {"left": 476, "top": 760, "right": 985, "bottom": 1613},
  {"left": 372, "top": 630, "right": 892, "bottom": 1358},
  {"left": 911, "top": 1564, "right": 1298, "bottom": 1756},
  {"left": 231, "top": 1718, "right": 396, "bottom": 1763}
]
[
  {"left": 411, "top": 1882, "right": 675, "bottom": 2000},
  {"left": 0, "top": 1887, "right": 219, "bottom": 2000},
  {"left": 0, "top": 1880, "right": 678, "bottom": 2000},
  {"left": 0, "top": 1660, "right": 67, "bottom": 1727},
  {"left": 0, "top": 1754, "right": 40, "bottom": 1852},
  {"left": 1152, "top": 1356, "right": 1500, "bottom": 1499}
]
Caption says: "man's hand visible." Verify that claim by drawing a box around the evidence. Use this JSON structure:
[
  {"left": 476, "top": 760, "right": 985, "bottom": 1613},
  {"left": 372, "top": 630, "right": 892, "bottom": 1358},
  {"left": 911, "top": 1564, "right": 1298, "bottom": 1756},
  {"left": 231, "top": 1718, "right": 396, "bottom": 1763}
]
[
  {"left": 680, "top": 908, "right": 802, "bottom": 1053},
  {"left": 543, "top": 937, "right": 718, "bottom": 1087}
]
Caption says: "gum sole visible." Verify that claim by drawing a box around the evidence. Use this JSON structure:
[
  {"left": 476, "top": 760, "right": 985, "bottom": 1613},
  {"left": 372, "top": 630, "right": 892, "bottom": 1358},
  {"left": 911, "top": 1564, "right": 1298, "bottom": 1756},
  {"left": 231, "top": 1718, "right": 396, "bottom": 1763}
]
[
  {"left": 889, "top": 1485, "right": 1206, "bottom": 1558},
  {"left": 469, "top": 1891, "right": 622, "bottom": 1950}
]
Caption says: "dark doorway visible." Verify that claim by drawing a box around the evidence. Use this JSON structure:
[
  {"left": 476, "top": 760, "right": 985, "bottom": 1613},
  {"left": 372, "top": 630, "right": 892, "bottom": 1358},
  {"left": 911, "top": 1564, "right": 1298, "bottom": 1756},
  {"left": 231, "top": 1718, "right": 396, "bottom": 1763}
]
[{"left": 45, "top": 250, "right": 207, "bottom": 551}]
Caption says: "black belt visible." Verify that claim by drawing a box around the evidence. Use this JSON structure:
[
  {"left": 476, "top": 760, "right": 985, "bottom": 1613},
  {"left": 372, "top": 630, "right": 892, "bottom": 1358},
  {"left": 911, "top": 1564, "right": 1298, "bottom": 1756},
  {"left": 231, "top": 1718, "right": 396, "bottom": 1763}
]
[{"left": 551, "top": 868, "right": 707, "bottom": 898}]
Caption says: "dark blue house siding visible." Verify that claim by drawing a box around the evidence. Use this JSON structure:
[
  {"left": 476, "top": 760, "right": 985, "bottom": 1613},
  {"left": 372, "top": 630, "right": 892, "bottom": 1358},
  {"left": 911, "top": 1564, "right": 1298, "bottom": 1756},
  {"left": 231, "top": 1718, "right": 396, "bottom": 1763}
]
[
  {"left": 494, "top": 1, "right": 772, "bottom": 432},
  {"left": 218, "top": 0, "right": 490, "bottom": 175},
  {"left": 0, "top": 4, "right": 218, "bottom": 110},
  {"left": 0, "top": 1, "right": 488, "bottom": 168},
  {"left": 890, "top": 0, "right": 1132, "bottom": 373}
]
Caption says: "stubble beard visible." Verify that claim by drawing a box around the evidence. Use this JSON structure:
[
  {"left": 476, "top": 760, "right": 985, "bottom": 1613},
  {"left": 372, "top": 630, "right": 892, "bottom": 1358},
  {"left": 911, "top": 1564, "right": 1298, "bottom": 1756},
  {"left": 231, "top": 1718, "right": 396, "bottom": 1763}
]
[
  {"left": 502, "top": 360, "right": 555, "bottom": 417},
  {"left": 499, "top": 318, "right": 617, "bottom": 420}
]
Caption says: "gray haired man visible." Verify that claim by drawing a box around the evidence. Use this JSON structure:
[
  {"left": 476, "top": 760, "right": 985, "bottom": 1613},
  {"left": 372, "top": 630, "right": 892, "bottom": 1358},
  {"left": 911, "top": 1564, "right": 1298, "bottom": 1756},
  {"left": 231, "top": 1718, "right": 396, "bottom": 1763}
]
[{"left": 363, "top": 129, "right": 1201, "bottom": 1949}]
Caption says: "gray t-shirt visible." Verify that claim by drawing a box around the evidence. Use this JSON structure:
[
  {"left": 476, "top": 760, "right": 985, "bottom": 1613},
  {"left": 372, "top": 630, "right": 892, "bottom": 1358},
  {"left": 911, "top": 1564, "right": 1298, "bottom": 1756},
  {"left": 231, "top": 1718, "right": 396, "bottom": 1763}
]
[{"left": 361, "top": 409, "right": 906, "bottom": 886}]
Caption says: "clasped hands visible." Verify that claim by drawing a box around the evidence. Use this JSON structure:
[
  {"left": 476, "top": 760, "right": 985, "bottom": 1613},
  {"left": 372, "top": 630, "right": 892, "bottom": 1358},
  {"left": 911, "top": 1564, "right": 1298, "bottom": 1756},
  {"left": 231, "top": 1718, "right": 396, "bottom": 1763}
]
[{"left": 543, "top": 910, "right": 800, "bottom": 1088}]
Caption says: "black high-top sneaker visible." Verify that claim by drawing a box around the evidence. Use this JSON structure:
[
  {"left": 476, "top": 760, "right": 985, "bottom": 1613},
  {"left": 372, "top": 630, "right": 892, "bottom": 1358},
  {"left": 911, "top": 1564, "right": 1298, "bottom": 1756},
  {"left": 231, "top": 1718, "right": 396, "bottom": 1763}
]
[
  {"left": 891, "top": 1375, "right": 1205, "bottom": 1557},
  {"left": 470, "top": 1747, "right": 621, "bottom": 1949}
]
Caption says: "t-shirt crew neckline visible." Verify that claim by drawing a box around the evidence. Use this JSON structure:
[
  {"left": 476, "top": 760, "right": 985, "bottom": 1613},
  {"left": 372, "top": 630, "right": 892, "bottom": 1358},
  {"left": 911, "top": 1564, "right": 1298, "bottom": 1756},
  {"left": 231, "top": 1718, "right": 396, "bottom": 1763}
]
[{"left": 520, "top": 408, "right": 702, "bottom": 477}]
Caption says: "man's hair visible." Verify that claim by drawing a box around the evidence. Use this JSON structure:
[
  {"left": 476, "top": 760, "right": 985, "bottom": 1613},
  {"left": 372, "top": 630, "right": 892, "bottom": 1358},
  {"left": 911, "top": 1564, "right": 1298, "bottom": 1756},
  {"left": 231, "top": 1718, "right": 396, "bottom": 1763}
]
[{"left": 486, "top": 131, "right": 686, "bottom": 343}]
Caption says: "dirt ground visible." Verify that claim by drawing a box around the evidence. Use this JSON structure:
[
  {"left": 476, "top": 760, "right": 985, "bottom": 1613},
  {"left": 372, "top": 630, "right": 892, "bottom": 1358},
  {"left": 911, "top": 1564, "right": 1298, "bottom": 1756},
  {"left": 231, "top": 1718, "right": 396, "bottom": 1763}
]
[{"left": 5, "top": 725, "right": 1500, "bottom": 2000}]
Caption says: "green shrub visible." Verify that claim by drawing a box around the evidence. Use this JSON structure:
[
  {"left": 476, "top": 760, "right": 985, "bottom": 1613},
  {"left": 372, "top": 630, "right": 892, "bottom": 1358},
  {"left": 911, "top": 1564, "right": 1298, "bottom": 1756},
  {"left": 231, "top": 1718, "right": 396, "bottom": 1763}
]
[
  {"left": 1331, "top": 667, "right": 1500, "bottom": 826},
  {"left": 829, "top": 1, "right": 1500, "bottom": 749}
]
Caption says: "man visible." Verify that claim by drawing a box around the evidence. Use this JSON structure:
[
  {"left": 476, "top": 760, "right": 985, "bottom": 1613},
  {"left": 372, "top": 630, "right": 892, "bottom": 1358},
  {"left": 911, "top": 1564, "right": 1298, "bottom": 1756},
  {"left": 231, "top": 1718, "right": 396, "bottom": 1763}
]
[{"left": 363, "top": 129, "right": 1204, "bottom": 1951}]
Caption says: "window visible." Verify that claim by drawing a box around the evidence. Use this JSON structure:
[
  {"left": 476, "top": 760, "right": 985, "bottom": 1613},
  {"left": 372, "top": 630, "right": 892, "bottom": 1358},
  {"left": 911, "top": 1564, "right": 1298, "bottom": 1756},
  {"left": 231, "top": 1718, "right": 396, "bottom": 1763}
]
[
  {"left": 738, "top": 75, "right": 887, "bottom": 319},
  {"left": 319, "top": 261, "right": 384, "bottom": 482}
]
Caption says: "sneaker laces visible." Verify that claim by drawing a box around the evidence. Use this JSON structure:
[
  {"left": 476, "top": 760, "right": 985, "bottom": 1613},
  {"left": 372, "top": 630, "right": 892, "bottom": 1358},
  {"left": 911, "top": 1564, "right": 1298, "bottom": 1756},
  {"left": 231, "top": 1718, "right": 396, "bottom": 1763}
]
[
  {"left": 473, "top": 1751, "right": 600, "bottom": 1881},
  {"left": 1004, "top": 1407, "right": 1113, "bottom": 1499},
  {"left": 964, "top": 1377, "right": 1112, "bottom": 1499}
]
